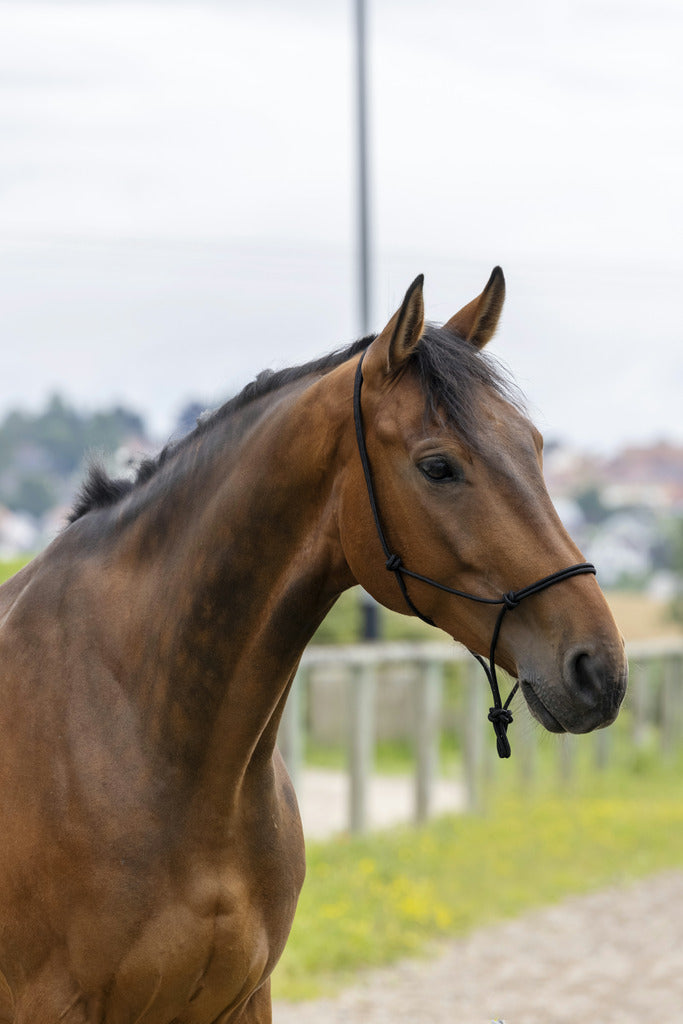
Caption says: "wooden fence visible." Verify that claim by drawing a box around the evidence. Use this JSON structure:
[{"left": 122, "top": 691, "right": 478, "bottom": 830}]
[{"left": 278, "top": 638, "right": 683, "bottom": 834}]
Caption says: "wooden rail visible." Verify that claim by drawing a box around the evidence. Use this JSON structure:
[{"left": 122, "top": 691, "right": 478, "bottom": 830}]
[{"left": 278, "top": 639, "right": 683, "bottom": 834}]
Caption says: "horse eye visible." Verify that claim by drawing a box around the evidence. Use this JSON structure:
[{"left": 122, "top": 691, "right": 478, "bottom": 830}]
[{"left": 419, "top": 456, "right": 459, "bottom": 482}]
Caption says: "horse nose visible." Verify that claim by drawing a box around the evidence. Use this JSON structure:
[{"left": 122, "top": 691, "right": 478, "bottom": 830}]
[{"left": 565, "top": 646, "right": 627, "bottom": 728}]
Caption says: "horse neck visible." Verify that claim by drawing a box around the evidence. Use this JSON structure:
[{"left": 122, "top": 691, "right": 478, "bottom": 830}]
[{"left": 104, "top": 371, "right": 355, "bottom": 801}]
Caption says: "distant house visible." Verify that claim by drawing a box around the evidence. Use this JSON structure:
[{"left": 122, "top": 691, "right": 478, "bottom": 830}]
[
  {"left": 584, "top": 511, "right": 658, "bottom": 587},
  {"left": 602, "top": 442, "right": 683, "bottom": 512}
]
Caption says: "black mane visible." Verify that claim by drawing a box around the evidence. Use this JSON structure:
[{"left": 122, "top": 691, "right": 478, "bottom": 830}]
[{"left": 68, "top": 326, "right": 520, "bottom": 523}]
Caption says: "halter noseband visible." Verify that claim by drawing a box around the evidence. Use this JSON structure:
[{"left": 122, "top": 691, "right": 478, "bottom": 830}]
[{"left": 353, "top": 352, "right": 596, "bottom": 758}]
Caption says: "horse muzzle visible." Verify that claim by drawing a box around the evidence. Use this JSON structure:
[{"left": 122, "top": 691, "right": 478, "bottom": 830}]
[{"left": 520, "top": 644, "right": 628, "bottom": 734}]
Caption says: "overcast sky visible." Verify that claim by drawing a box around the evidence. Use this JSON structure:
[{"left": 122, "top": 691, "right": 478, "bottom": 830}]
[{"left": 1, "top": 0, "right": 682, "bottom": 452}]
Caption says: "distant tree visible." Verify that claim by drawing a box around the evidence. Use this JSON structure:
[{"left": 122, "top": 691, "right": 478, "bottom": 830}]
[
  {"left": 36, "top": 395, "right": 85, "bottom": 474},
  {"left": 6, "top": 476, "right": 56, "bottom": 519},
  {"left": 83, "top": 406, "right": 146, "bottom": 453},
  {"left": 0, "top": 395, "right": 149, "bottom": 519},
  {"left": 574, "top": 485, "right": 610, "bottom": 526}
]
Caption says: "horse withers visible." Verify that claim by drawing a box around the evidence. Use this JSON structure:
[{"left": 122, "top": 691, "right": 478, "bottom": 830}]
[{"left": 0, "top": 269, "right": 626, "bottom": 1022}]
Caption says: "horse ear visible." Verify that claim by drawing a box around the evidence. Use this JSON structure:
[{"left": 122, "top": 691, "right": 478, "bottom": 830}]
[
  {"left": 443, "top": 266, "right": 505, "bottom": 349},
  {"left": 363, "top": 274, "right": 425, "bottom": 379}
]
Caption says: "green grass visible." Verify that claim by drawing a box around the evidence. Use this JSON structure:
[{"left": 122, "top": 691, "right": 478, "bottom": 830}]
[{"left": 273, "top": 754, "right": 683, "bottom": 1001}]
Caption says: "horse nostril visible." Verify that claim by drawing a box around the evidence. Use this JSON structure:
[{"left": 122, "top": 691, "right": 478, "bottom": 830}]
[
  {"left": 563, "top": 646, "right": 628, "bottom": 729},
  {"left": 568, "top": 650, "right": 603, "bottom": 703}
]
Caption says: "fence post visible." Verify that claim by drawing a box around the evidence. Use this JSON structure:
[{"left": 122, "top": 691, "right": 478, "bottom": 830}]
[
  {"left": 557, "top": 734, "right": 576, "bottom": 787},
  {"left": 631, "top": 658, "right": 649, "bottom": 749},
  {"left": 463, "top": 659, "right": 485, "bottom": 812},
  {"left": 517, "top": 724, "right": 538, "bottom": 789},
  {"left": 660, "top": 653, "right": 682, "bottom": 757},
  {"left": 414, "top": 659, "right": 443, "bottom": 824},
  {"left": 593, "top": 724, "right": 611, "bottom": 772},
  {"left": 279, "top": 666, "right": 304, "bottom": 793},
  {"left": 348, "top": 660, "right": 376, "bottom": 834}
]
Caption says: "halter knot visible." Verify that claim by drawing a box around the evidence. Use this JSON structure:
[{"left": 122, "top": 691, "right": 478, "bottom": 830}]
[
  {"left": 502, "top": 590, "right": 520, "bottom": 610},
  {"left": 488, "top": 706, "right": 514, "bottom": 727},
  {"left": 385, "top": 554, "right": 403, "bottom": 572},
  {"left": 488, "top": 705, "right": 514, "bottom": 759}
]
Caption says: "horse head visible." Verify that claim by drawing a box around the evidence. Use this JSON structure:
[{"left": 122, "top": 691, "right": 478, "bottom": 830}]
[{"left": 340, "top": 270, "right": 627, "bottom": 736}]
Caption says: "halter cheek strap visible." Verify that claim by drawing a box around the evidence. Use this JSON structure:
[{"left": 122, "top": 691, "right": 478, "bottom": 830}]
[{"left": 353, "top": 352, "right": 596, "bottom": 758}]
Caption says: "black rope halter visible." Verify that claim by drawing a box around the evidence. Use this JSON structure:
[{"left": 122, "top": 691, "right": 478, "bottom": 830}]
[{"left": 353, "top": 352, "right": 596, "bottom": 758}]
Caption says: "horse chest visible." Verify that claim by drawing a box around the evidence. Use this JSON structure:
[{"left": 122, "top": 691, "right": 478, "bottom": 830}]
[
  {"left": 26, "top": 863, "right": 277, "bottom": 1024},
  {"left": 6, "top": 840, "right": 300, "bottom": 1024},
  {"left": 104, "top": 814, "right": 302, "bottom": 1022},
  {"left": 104, "top": 880, "right": 270, "bottom": 1023}
]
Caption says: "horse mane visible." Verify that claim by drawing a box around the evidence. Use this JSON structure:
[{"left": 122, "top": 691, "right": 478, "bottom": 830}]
[{"left": 68, "top": 326, "right": 521, "bottom": 524}]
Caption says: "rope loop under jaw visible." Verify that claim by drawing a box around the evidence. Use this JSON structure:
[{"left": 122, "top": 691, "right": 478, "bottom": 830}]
[{"left": 352, "top": 351, "right": 597, "bottom": 759}]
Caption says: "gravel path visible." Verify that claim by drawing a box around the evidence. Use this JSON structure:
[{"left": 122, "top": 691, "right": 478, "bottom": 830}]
[{"left": 274, "top": 869, "right": 683, "bottom": 1024}]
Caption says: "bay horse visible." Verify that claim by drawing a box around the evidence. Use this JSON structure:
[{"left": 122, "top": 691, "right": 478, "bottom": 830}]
[{"left": 0, "top": 269, "right": 626, "bottom": 1022}]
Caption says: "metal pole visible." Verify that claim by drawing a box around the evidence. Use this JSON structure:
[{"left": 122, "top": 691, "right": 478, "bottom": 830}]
[
  {"left": 355, "top": 0, "right": 380, "bottom": 641},
  {"left": 355, "top": 0, "right": 371, "bottom": 336}
]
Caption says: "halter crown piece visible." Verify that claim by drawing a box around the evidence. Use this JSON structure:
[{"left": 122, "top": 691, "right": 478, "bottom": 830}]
[{"left": 353, "top": 352, "right": 596, "bottom": 758}]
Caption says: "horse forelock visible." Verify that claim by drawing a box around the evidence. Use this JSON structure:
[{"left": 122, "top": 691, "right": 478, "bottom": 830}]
[
  {"left": 67, "top": 325, "right": 522, "bottom": 523},
  {"left": 410, "top": 324, "right": 526, "bottom": 447}
]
